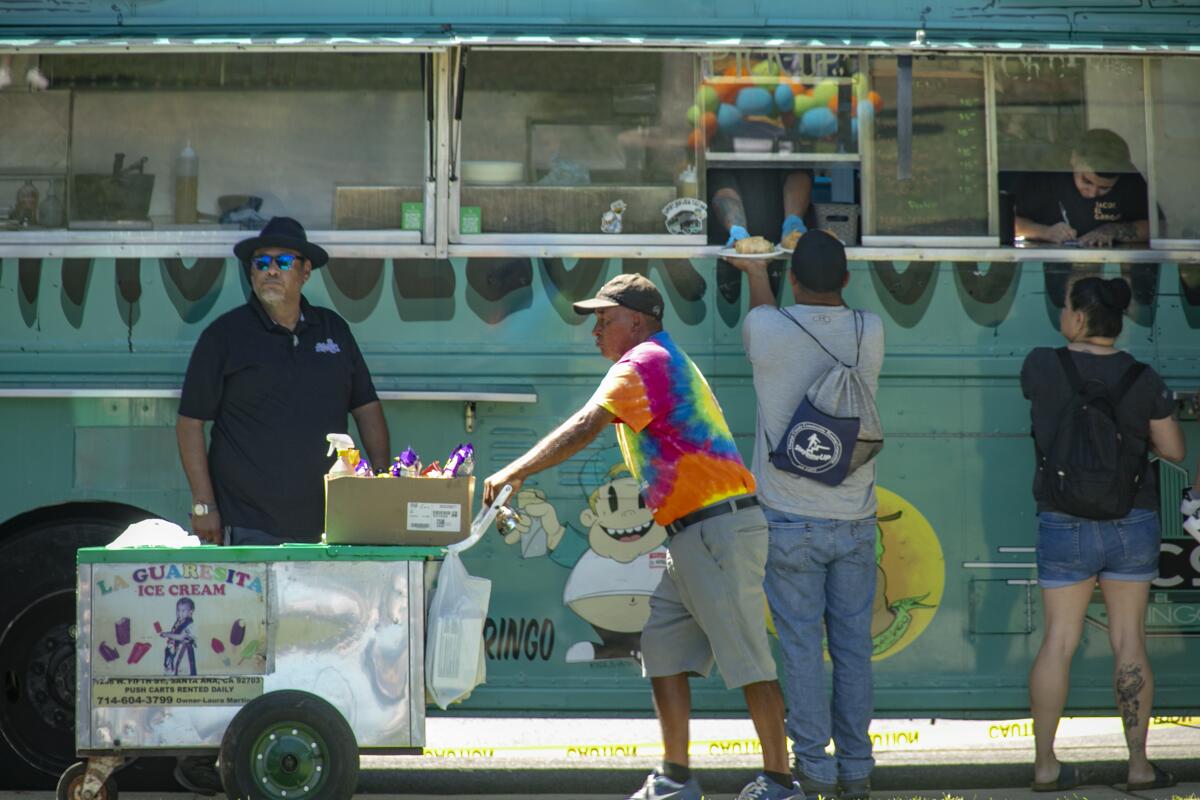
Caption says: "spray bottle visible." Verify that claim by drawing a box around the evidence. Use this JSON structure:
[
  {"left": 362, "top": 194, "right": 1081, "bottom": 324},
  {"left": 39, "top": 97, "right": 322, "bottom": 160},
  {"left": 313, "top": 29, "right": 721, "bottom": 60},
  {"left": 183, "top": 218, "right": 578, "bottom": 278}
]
[{"left": 325, "top": 433, "right": 357, "bottom": 478}]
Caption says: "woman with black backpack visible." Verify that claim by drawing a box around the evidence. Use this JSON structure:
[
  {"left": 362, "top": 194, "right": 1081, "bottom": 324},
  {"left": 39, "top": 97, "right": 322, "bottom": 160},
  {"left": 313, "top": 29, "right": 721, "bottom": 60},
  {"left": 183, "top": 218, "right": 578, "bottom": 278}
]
[{"left": 1020, "top": 276, "right": 1184, "bottom": 793}]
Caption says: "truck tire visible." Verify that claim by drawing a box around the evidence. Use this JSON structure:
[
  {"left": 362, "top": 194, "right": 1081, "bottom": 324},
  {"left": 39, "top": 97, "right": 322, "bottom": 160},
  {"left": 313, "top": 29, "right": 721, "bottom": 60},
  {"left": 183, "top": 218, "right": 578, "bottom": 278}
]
[
  {"left": 219, "top": 691, "right": 359, "bottom": 800},
  {"left": 0, "top": 517, "right": 127, "bottom": 788}
]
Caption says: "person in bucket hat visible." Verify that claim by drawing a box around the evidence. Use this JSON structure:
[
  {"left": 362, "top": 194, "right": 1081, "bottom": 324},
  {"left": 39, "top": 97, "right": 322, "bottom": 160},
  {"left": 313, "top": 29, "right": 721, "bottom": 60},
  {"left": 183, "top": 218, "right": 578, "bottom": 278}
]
[
  {"left": 177, "top": 217, "right": 389, "bottom": 545},
  {"left": 173, "top": 215, "right": 392, "bottom": 793},
  {"left": 484, "top": 273, "right": 799, "bottom": 800}
]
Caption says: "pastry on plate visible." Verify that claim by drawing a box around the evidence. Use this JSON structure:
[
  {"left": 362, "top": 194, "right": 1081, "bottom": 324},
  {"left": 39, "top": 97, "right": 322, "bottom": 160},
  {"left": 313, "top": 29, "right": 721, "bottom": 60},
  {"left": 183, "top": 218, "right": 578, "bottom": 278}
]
[
  {"left": 781, "top": 230, "right": 802, "bottom": 250},
  {"left": 734, "top": 235, "right": 774, "bottom": 254}
]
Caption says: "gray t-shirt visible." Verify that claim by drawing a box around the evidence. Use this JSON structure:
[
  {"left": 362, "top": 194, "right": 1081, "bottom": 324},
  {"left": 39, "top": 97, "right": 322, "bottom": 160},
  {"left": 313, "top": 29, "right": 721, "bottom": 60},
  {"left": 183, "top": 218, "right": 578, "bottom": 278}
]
[{"left": 743, "top": 304, "right": 885, "bottom": 520}]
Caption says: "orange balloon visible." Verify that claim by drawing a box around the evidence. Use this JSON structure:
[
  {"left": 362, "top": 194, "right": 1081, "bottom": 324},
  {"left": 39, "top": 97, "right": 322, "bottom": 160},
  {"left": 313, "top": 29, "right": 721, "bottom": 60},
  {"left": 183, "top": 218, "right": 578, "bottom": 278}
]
[
  {"left": 827, "top": 95, "right": 839, "bottom": 112},
  {"left": 702, "top": 111, "right": 718, "bottom": 137},
  {"left": 869, "top": 90, "right": 883, "bottom": 112},
  {"left": 715, "top": 81, "right": 739, "bottom": 104}
]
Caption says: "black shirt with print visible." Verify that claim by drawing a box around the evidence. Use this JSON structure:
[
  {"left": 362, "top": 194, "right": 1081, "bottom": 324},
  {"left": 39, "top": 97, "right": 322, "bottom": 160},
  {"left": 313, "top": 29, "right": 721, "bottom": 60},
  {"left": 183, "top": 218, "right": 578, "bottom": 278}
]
[
  {"left": 179, "top": 293, "right": 379, "bottom": 540},
  {"left": 1012, "top": 171, "right": 1149, "bottom": 238}
]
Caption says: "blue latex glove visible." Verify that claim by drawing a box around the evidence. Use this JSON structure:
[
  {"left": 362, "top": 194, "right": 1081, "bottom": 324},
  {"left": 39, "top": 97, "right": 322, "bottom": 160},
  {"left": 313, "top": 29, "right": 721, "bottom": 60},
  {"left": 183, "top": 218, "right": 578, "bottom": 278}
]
[
  {"left": 781, "top": 214, "right": 807, "bottom": 240},
  {"left": 725, "top": 225, "right": 749, "bottom": 248}
]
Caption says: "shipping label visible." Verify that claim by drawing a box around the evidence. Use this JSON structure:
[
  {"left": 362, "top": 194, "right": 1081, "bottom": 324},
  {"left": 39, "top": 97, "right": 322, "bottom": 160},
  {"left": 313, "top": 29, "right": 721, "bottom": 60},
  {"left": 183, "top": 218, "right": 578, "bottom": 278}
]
[{"left": 407, "top": 501, "right": 463, "bottom": 532}]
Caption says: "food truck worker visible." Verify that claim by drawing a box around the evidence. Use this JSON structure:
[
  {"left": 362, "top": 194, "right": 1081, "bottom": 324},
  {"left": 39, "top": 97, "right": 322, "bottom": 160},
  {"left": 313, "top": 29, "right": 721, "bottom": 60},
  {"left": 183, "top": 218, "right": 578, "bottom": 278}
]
[
  {"left": 1012, "top": 128, "right": 1149, "bottom": 248},
  {"left": 176, "top": 216, "right": 390, "bottom": 547},
  {"left": 483, "top": 273, "right": 802, "bottom": 800},
  {"left": 709, "top": 168, "right": 817, "bottom": 248}
]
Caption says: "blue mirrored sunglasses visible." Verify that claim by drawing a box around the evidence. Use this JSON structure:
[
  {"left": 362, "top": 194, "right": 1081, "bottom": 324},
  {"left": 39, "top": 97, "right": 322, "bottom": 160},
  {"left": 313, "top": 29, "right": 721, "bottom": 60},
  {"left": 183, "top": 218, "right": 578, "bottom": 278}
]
[{"left": 250, "top": 253, "right": 303, "bottom": 271}]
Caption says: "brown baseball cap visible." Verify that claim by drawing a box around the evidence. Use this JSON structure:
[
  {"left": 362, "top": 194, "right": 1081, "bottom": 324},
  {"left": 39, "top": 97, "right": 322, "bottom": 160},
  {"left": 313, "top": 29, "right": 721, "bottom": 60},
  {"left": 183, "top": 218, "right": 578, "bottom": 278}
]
[{"left": 573, "top": 273, "right": 664, "bottom": 320}]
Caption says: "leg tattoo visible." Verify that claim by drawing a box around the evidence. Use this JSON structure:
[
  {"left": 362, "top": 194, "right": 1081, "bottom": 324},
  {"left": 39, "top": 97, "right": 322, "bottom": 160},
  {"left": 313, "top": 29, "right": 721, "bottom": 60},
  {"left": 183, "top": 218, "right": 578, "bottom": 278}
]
[{"left": 1115, "top": 663, "right": 1146, "bottom": 746}]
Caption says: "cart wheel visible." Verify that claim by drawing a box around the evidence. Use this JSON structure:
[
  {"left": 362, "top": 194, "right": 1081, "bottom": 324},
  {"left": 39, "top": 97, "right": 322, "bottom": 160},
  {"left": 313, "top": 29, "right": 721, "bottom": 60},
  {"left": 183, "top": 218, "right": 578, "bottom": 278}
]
[
  {"left": 218, "top": 690, "right": 358, "bottom": 800},
  {"left": 56, "top": 762, "right": 118, "bottom": 800}
]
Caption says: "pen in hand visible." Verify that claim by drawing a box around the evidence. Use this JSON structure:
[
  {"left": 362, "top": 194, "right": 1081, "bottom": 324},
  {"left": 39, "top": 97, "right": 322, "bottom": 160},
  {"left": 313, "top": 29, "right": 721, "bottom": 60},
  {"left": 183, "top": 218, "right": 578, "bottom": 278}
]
[{"left": 1058, "top": 202, "right": 1070, "bottom": 227}]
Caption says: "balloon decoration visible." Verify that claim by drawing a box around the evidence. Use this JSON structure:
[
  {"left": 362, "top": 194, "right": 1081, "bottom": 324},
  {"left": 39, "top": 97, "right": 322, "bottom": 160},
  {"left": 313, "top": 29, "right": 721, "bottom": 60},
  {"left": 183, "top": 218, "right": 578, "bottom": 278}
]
[{"left": 687, "top": 58, "right": 884, "bottom": 149}]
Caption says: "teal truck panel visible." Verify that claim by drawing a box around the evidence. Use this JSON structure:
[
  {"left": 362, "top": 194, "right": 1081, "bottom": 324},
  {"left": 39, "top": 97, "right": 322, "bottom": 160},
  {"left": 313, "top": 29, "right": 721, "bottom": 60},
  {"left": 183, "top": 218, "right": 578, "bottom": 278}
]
[{"left": 2, "top": 257, "right": 1197, "bottom": 722}]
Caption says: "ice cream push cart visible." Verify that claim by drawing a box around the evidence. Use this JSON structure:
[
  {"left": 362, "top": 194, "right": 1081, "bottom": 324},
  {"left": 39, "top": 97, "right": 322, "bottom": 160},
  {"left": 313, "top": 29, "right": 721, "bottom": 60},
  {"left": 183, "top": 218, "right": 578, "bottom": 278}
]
[{"left": 60, "top": 488, "right": 511, "bottom": 800}]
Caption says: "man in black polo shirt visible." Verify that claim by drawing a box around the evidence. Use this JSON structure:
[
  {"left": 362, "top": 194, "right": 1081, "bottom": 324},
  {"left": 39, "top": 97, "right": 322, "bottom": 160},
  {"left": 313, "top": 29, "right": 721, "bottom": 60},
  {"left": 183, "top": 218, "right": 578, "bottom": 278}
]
[
  {"left": 176, "top": 216, "right": 390, "bottom": 547},
  {"left": 1012, "top": 128, "right": 1149, "bottom": 248}
]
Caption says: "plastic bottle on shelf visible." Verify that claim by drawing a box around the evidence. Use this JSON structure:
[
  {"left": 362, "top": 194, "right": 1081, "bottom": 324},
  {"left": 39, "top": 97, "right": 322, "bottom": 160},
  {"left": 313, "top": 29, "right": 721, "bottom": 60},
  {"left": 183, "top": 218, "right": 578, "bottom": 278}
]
[
  {"left": 38, "top": 179, "right": 64, "bottom": 228},
  {"left": 174, "top": 141, "right": 198, "bottom": 224}
]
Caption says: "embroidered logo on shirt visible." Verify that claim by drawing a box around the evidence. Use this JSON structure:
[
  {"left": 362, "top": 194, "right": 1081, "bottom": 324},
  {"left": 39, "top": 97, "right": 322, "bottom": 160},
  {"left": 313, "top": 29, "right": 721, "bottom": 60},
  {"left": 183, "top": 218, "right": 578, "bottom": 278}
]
[{"left": 315, "top": 338, "right": 341, "bottom": 354}]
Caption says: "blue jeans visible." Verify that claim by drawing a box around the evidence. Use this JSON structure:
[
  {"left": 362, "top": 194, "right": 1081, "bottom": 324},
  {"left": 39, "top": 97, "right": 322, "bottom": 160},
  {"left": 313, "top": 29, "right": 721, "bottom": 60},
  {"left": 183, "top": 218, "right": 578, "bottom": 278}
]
[{"left": 763, "top": 506, "right": 877, "bottom": 784}]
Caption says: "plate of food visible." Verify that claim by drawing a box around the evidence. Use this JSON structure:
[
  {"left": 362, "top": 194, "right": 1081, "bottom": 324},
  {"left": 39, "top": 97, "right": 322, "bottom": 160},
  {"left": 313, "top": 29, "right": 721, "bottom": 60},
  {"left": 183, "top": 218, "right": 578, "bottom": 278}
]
[{"left": 717, "top": 236, "right": 786, "bottom": 260}]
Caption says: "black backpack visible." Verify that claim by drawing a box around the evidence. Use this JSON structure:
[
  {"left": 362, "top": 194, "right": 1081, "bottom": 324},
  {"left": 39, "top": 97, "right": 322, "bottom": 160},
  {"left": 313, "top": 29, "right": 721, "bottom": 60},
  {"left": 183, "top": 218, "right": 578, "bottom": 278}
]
[{"left": 1039, "top": 348, "right": 1148, "bottom": 520}]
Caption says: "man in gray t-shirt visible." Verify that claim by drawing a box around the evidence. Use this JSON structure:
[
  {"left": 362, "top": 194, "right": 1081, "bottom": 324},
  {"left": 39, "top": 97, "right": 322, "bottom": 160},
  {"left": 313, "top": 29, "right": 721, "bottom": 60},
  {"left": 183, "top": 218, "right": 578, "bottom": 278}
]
[{"left": 728, "top": 230, "right": 884, "bottom": 800}]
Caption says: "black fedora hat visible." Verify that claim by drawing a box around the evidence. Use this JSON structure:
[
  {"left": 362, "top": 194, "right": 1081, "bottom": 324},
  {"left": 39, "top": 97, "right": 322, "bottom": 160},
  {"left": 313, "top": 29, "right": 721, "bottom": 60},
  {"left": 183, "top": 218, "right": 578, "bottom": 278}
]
[{"left": 233, "top": 216, "right": 328, "bottom": 268}]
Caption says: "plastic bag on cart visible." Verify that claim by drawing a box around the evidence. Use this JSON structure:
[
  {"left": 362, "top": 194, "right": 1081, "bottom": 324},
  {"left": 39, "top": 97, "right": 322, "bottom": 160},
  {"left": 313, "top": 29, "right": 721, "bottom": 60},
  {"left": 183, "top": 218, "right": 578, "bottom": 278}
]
[
  {"left": 424, "top": 483, "right": 509, "bottom": 710},
  {"left": 425, "top": 550, "right": 491, "bottom": 709}
]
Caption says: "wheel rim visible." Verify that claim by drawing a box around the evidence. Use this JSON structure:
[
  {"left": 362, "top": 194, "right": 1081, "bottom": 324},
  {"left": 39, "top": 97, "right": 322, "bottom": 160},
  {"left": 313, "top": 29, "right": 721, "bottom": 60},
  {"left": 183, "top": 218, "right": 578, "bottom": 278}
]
[
  {"left": 249, "top": 722, "right": 329, "bottom": 799},
  {"left": 0, "top": 590, "right": 76, "bottom": 776}
]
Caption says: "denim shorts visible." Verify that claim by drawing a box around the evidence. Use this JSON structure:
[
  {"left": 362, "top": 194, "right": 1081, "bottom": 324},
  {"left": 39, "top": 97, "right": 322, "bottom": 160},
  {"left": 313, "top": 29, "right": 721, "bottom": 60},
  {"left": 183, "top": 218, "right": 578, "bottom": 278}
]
[{"left": 1036, "top": 508, "right": 1161, "bottom": 588}]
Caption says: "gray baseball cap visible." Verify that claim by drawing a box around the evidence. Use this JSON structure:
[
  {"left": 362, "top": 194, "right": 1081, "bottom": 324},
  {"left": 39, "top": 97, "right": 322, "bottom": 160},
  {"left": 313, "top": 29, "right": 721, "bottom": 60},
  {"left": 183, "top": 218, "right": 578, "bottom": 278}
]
[{"left": 572, "top": 273, "right": 664, "bottom": 320}]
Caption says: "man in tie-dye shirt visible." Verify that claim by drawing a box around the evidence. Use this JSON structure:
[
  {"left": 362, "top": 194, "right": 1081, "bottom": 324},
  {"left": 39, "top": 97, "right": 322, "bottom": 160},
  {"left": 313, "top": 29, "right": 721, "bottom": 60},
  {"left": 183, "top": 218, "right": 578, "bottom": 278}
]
[{"left": 484, "top": 274, "right": 799, "bottom": 800}]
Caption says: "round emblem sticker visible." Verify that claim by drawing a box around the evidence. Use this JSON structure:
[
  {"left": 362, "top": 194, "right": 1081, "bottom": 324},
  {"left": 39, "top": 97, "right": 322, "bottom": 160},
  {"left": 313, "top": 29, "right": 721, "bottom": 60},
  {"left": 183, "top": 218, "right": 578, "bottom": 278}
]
[{"left": 785, "top": 422, "right": 842, "bottom": 473}]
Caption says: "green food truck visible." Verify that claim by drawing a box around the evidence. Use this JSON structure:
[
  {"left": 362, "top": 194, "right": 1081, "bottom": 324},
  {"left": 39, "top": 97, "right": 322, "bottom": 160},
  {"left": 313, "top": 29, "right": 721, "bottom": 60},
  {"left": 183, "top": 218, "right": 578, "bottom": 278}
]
[{"left": 1, "top": 0, "right": 1199, "bottom": 791}]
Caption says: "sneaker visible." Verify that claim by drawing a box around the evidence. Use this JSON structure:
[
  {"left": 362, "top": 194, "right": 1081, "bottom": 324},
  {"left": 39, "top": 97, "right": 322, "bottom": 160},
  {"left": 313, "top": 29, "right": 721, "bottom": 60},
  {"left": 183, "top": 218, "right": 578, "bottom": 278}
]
[
  {"left": 173, "top": 756, "right": 223, "bottom": 796},
  {"left": 839, "top": 776, "right": 871, "bottom": 800},
  {"left": 626, "top": 769, "right": 703, "bottom": 800},
  {"left": 797, "top": 770, "right": 838, "bottom": 798},
  {"left": 737, "top": 773, "right": 805, "bottom": 800}
]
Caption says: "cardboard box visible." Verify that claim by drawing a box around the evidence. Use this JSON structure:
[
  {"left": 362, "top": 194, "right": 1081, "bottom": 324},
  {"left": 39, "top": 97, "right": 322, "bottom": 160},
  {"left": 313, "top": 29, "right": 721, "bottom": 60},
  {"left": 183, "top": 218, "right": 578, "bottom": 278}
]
[{"left": 324, "top": 475, "right": 475, "bottom": 546}]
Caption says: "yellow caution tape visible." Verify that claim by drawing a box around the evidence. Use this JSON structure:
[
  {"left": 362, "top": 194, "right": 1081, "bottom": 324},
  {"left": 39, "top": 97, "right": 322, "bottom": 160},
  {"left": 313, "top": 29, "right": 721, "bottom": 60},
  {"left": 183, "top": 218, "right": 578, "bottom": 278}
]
[{"left": 417, "top": 716, "right": 1199, "bottom": 760}]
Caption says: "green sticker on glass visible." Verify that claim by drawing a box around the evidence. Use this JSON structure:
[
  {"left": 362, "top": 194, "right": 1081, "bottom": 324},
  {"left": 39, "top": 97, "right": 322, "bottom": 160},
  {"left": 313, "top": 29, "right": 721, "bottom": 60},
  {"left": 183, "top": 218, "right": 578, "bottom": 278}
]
[
  {"left": 401, "top": 202, "right": 424, "bottom": 231},
  {"left": 460, "top": 206, "right": 482, "bottom": 235}
]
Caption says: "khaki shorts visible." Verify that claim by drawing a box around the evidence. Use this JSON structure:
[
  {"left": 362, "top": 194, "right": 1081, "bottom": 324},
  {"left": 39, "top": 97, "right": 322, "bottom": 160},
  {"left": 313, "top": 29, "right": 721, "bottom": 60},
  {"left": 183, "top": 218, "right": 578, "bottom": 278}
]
[{"left": 641, "top": 500, "right": 776, "bottom": 689}]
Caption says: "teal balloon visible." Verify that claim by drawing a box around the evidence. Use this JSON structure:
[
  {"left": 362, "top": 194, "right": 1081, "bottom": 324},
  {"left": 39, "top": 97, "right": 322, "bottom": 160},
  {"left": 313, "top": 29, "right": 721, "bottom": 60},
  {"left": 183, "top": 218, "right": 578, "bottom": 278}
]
[
  {"left": 774, "top": 83, "right": 795, "bottom": 113},
  {"left": 735, "top": 87, "right": 774, "bottom": 117},
  {"left": 799, "top": 106, "right": 837, "bottom": 138},
  {"left": 717, "top": 103, "right": 743, "bottom": 134}
]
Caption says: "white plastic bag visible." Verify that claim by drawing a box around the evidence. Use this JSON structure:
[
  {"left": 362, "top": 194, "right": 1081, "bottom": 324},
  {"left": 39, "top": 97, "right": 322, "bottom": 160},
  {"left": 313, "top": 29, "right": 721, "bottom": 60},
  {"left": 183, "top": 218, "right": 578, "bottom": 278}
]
[
  {"left": 425, "top": 550, "right": 491, "bottom": 709},
  {"left": 424, "top": 484, "right": 510, "bottom": 710}
]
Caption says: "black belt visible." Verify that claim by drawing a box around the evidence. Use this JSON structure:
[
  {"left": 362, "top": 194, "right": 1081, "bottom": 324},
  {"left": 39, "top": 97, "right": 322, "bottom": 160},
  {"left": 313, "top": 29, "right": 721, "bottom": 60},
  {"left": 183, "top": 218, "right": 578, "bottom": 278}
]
[{"left": 666, "top": 496, "right": 759, "bottom": 536}]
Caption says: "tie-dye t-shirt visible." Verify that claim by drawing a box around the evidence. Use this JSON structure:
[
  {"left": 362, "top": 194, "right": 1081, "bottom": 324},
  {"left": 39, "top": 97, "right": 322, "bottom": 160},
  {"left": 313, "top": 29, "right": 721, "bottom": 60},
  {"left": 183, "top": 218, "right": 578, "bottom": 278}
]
[{"left": 589, "top": 331, "right": 755, "bottom": 526}]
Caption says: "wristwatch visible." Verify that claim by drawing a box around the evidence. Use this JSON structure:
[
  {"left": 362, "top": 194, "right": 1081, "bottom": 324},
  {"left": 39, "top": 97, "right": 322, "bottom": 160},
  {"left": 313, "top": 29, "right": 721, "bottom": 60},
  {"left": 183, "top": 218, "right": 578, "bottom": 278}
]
[{"left": 192, "top": 502, "right": 214, "bottom": 517}]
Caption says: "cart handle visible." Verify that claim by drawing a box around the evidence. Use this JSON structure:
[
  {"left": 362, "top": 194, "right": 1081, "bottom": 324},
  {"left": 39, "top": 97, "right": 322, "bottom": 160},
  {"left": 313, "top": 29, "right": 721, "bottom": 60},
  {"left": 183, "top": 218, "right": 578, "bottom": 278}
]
[{"left": 449, "top": 483, "right": 512, "bottom": 554}]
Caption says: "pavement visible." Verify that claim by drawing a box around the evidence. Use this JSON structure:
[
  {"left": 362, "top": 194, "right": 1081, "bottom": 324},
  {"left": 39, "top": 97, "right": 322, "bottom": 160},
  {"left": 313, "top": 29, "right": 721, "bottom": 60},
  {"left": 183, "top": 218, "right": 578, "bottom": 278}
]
[{"left": 5, "top": 716, "right": 1198, "bottom": 799}]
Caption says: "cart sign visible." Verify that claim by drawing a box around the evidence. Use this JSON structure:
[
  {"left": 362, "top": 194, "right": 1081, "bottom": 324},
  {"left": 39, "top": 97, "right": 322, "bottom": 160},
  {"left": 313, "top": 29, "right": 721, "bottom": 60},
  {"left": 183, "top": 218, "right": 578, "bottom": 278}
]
[
  {"left": 90, "top": 562, "right": 268, "bottom": 678},
  {"left": 92, "top": 676, "right": 264, "bottom": 706}
]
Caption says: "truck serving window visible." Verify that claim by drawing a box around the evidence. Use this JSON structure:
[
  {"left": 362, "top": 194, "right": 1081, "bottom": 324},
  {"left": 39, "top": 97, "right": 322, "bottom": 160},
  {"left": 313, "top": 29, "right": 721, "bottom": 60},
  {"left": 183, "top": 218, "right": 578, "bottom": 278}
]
[
  {"left": 1148, "top": 57, "right": 1200, "bottom": 248},
  {"left": 1, "top": 53, "right": 426, "bottom": 235},
  {"left": 865, "top": 55, "right": 990, "bottom": 245},
  {"left": 994, "top": 55, "right": 1150, "bottom": 250},
  {"left": 454, "top": 50, "right": 702, "bottom": 240}
]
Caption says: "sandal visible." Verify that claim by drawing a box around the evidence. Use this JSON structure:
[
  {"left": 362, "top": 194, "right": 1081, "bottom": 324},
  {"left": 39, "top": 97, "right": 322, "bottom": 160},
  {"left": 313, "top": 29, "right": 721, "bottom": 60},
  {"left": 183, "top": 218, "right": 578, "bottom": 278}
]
[
  {"left": 1127, "top": 762, "right": 1176, "bottom": 791},
  {"left": 1032, "top": 762, "right": 1083, "bottom": 792}
]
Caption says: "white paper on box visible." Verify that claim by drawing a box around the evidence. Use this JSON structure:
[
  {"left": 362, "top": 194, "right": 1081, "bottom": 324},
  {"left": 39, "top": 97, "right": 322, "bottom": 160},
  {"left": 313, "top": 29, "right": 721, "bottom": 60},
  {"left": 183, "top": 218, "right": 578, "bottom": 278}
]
[{"left": 407, "top": 502, "right": 463, "bottom": 532}]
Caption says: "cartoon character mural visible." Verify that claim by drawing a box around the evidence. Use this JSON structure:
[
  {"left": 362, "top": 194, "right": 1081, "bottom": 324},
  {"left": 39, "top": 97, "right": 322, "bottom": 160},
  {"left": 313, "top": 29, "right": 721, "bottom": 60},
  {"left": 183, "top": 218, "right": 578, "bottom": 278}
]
[
  {"left": 505, "top": 446, "right": 668, "bottom": 663},
  {"left": 865, "top": 487, "right": 943, "bottom": 659}
]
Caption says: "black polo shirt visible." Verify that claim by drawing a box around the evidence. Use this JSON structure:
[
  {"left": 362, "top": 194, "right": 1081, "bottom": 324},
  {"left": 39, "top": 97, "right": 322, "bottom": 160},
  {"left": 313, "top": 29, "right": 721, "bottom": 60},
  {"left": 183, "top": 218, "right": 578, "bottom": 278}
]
[
  {"left": 179, "top": 294, "right": 379, "bottom": 541},
  {"left": 1011, "top": 171, "right": 1148, "bottom": 238}
]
